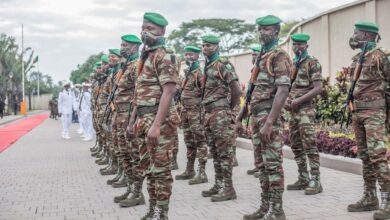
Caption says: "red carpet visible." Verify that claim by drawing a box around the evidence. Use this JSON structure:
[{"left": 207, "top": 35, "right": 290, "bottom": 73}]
[{"left": 0, "top": 113, "right": 49, "bottom": 153}]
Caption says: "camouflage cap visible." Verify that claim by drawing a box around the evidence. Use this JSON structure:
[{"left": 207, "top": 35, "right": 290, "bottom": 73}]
[
  {"left": 143, "top": 12, "right": 168, "bottom": 27},
  {"left": 121, "top": 34, "right": 142, "bottom": 44},
  {"left": 108, "top": 49, "right": 122, "bottom": 57},
  {"left": 355, "top": 21, "right": 379, "bottom": 33},
  {"left": 184, "top": 45, "right": 201, "bottom": 53},
  {"left": 101, "top": 55, "right": 109, "bottom": 63},
  {"left": 256, "top": 15, "right": 282, "bottom": 26},
  {"left": 291, "top": 33, "right": 310, "bottom": 42},
  {"left": 251, "top": 46, "right": 261, "bottom": 52},
  {"left": 201, "top": 35, "right": 220, "bottom": 44}
]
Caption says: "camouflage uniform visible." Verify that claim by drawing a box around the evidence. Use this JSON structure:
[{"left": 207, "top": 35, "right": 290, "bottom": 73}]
[
  {"left": 201, "top": 55, "right": 238, "bottom": 200},
  {"left": 180, "top": 64, "right": 208, "bottom": 180},
  {"left": 135, "top": 46, "right": 179, "bottom": 211},
  {"left": 249, "top": 43, "right": 291, "bottom": 216},
  {"left": 348, "top": 46, "right": 390, "bottom": 211},
  {"left": 171, "top": 73, "right": 184, "bottom": 170},
  {"left": 287, "top": 54, "right": 322, "bottom": 187}
]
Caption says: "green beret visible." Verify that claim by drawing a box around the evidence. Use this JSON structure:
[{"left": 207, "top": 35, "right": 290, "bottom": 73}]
[
  {"left": 201, "top": 35, "right": 220, "bottom": 44},
  {"left": 251, "top": 46, "right": 261, "bottom": 52},
  {"left": 355, "top": 21, "right": 379, "bottom": 33},
  {"left": 144, "top": 12, "right": 168, "bottom": 27},
  {"left": 109, "top": 49, "right": 122, "bottom": 57},
  {"left": 291, "top": 33, "right": 310, "bottom": 42},
  {"left": 184, "top": 46, "right": 201, "bottom": 53},
  {"left": 101, "top": 55, "right": 109, "bottom": 63},
  {"left": 95, "top": 61, "right": 102, "bottom": 67},
  {"left": 121, "top": 34, "right": 142, "bottom": 44},
  {"left": 256, "top": 15, "right": 282, "bottom": 26}
]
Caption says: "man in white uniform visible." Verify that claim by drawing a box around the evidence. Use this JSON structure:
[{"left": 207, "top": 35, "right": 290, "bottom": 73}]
[
  {"left": 58, "top": 83, "right": 75, "bottom": 139},
  {"left": 79, "top": 83, "right": 94, "bottom": 141}
]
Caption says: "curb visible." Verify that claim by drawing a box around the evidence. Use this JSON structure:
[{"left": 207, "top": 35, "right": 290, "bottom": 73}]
[{"left": 236, "top": 137, "right": 363, "bottom": 175}]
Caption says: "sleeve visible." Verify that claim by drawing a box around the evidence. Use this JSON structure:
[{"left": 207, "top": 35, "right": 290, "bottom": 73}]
[
  {"left": 58, "top": 93, "right": 63, "bottom": 114},
  {"left": 222, "top": 62, "right": 239, "bottom": 85},
  {"left": 381, "top": 51, "right": 390, "bottom": 83},
  {"left": 310, "top": 60, "right": 322, "bottom": 81},
  {"left": 273, "top": 51, "right": 292, "bottom": 86},
  {"left": 157, "top": 52, "right": 177, "bottom": 86}
]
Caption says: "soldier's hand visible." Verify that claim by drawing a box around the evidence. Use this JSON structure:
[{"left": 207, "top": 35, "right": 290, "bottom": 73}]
[
  {"left": 147, "top": 124, "right": 160, "bottom": 147},
  {"left": 290, "top": 100, "right": 299, "bottom": 112},
  {"left": 260, "top": 122, "right": 273, "bottom": 143},
  {"left": 235, "top": 121, "right": 243, "bottom": 134},
  {"left": 126, "top": 123, "right": 135, "bottom": 138}
]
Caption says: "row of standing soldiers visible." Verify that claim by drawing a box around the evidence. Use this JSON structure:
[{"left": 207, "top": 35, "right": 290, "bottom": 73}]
[{"left": 88, "top": 12, "right": 390, "bottom": 220}]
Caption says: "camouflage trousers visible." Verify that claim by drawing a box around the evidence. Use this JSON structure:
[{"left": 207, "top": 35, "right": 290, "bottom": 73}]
[
  {"left": 182, "top": 107, "right": 208, "bottom": 168},
  {"left": 204, "top": 107, "right": 235, "bottom": 188},
  {"left": 136, "top": 112, "right": 179, "bottom": 206},
  {"left": 114, "top": 111, "right": 132, "bottom": 176},
  {"left": 288, "top": 107, "right": 320, "bottom": 180},
  {"left": 353, "top": 109, "right": 390, "bottom": 191},
  {"left": 127, "top": 136, "right": 145, "bottom": 190},
  {"left": 251, "top": 109, "right": 284, "bottom": 202}
]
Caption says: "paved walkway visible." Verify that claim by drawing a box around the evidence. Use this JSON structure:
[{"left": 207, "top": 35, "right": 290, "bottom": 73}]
[{"left": 0, "top": 118, "right": 374, "bottom": 220}]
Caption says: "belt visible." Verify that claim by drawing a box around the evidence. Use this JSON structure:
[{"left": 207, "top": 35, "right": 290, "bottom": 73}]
[
  {"left": 203, "top": 99, "right": 230, "bottom": 112},
  {"left": 353, "top": 98, "right": 386, "bottom": 110},
  {"left": 136, "top": 105, "right": 159, "bottom": 117},
  {"left": 251, "top": 99, "right": 274, "bottom": 115}
]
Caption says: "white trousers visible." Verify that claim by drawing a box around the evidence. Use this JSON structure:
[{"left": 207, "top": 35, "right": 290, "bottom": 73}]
[
  {"left": 61, "top": 114, "right": 72, "bottom": 136},
  {"left": 80, "top": 112, "right": 94, "bottom": 139}
]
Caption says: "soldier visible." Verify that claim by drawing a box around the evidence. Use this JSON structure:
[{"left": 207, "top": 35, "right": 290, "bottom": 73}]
[
  {"left": 285, "top": 33, "right": 323, "bottom": 195},
  {"left": 79, "top": 83, "right": 93, "bottom": 141},
  {"left": 344, "top": 21, "right": 390, "bottom": 220},
  {"left": 245, "top": 46, "right": 262, "bottom": 178},
  {"left": 175, "top": 46, "right": 209, "bottom": 185},
  {"left": 91, "top": 62, "right": 105, "bottom": 155},
  {"left": 237, "top": 15, "right": 292, "bottom": 220},
  {"left": 101, "top": 49, "right": 122, "bottom": 177},
  {"left": 58, "top": 82, "right": 75, "bottom": 140},
  {"left": 110, "top": 34, "right": 145, "bottom": 207},
  {"left": 200, "top": 35, "right": 242, "bottom": 202},
  {"left": 171, "top": 64, "right": 183, "bottom": 171},
  {"left": 127, "top": 12, "right": 180, "bottom": 219}
]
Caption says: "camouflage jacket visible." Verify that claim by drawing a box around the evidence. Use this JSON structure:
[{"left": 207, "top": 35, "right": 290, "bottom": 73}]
[
  {"left": 250, "top": 45, "right": 292, "bottom": 108},
  {"left": 202, "top": 58, "right": 239, "bottom": 106},
  {"left": 181, "top": 67, "right": 203, "bottom": 107},
  {"left": 135, "top": 47, "right": 177, "bottom": 108},
  {"left": 113, "top": 60, "right": 137, "bottom": 112},
  {"left": 288, "top": 55, "right": 322, "bottom": 101},
  {"left": 350, "top": 47, "right": 390, "bottom": 102}
]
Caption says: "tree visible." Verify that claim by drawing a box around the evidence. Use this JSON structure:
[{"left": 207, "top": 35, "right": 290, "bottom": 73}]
[
  {"left": 280, "top": 20, "right": 299, "bottom": 38},
  {"left": 70, "top": 52, "right": 104, "bottom": 84},
  {"left": 168, "top": 18, "right": 256, "bottom": 56}
]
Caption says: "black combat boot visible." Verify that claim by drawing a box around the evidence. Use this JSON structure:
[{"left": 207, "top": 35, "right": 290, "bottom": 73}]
[
  {"left": 373, "top": 191, "right": 390, "bottom": 220},
  {"left": 141, "top": 201, "right": 156, "bottom": 220},
  {"left": 260, "top": 193, "right": 285, "bottom": 220},
  {"left": 304, "top": 176, "right": 323, "bottom": 195},
  {"left": 286, "top": 172, "right": 309, "bottom": 190},
  {"left": 202, "top": 179, "right": 223, "bottom": 197},
  {"left": 243, "top": 192, "right": 270, "bottom": 220},
  {"left": 348, "top": 184, "right": 379, "bottom": 212},
  {"left": 175, "top": 160, "right": 195, "bottom": 180},
  {"left": 119, "top": 181, "right": 145, "bottom": 207},
  {"left": 107, "top": 166, "right": 123, "bottom": 185},
  {"left": 150, "top": 205, "right": 169, "bottom": 220},
  {"left": 113, "top": 184, "right": 132, "bottom": 203},
  {"left": 189, "top": 164, "right": 208, "bottom": 185},
  {"left": 211, "top": 178, "right": 236, "bottom": 202}
]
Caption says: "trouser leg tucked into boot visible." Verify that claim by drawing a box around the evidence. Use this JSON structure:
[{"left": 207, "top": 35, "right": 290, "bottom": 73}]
[
  {"left": 175, "top": 160, "right": 195, "bottom": 180},
  {"left": 347, "top": 184, "right": 379, "bottom": 212}
]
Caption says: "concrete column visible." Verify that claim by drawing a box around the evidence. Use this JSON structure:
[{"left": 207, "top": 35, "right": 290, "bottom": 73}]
[
  {"left": 321, "top": 14, "right": 331, "bottom": 81},
  {"left": 365, "top": 0, "right": 377, "bottom": 22}
]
